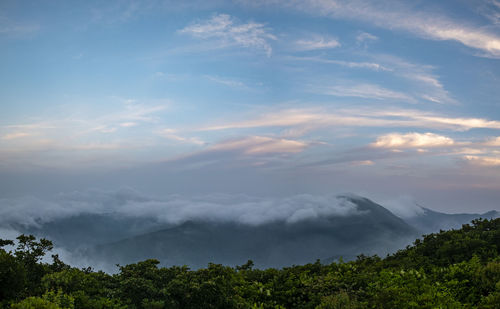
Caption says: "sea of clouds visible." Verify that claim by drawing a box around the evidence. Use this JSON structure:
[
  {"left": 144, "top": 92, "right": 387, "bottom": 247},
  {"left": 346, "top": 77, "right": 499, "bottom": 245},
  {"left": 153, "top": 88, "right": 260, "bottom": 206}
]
[{"left": 0, "top": 188, "right": 370, "bottom": 229}]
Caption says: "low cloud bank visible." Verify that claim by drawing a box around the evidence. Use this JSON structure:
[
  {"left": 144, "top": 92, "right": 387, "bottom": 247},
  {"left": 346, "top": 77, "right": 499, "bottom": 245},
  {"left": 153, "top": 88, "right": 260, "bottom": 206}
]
[
  {"left": 0, "top": 188, "right": 365, "bottom": 229},
  {"left": 381, "top": 196, "right": 425, "bottom": 219}
]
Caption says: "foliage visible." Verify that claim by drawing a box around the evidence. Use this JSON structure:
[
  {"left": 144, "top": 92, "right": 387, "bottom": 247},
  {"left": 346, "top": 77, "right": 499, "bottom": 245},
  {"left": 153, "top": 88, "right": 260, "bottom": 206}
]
[{"left": 0, "top": 218, "right": 499, "bottom": 308}]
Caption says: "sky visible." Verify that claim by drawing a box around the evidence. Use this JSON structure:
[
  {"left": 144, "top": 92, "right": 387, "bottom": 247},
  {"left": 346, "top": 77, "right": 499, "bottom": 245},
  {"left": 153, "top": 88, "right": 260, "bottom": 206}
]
[{"left": 1, "top": 0, "right": 500, "bottom": 214}]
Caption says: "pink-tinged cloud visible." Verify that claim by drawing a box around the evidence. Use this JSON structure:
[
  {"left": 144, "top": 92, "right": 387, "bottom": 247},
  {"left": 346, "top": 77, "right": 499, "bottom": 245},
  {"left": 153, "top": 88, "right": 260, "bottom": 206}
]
[
  {"left": 463, "top": 155, "right": 500, "bottom": 166},
  {"left": 371, "top": 132, "right": 455, "bottom": 149}
]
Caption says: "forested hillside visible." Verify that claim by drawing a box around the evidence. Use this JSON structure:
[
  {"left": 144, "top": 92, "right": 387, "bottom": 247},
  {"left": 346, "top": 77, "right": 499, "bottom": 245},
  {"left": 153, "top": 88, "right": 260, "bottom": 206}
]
[{"left": 1, "top": 218, "right": 499, "bottom": 308}]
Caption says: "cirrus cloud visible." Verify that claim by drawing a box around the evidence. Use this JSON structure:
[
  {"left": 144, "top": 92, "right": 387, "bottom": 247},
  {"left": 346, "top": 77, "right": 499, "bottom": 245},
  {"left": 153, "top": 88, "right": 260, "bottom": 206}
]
[
  {"left": 200, "top": 108, "right": 500, "bottom": 133},
  {"left": 280, "top": 0, "right": 500, "bottom": 57},
  {"left": 209, "top": 136, "right": 308, "bottom": 155},
  {"left": 294, "top": 35, "right": 340, "bottom": 50},
  {"left": 179, "top": 14, "right": 277, "bottom": 56}
]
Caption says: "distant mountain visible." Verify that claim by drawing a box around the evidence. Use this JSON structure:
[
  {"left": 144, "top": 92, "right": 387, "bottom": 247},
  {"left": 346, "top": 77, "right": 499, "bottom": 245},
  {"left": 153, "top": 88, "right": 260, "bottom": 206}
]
[
  {"left": 18, "top": 213, "right": 167, "bottom": 250},
  {"left": 403, "top": 207, "right": 499, "bottom": 235},
  {"left": 85, "top": 196, "right": 419, "bottom": 269},
  {"left": 15, "top": 194, "right": 499, "bottom": 271}
]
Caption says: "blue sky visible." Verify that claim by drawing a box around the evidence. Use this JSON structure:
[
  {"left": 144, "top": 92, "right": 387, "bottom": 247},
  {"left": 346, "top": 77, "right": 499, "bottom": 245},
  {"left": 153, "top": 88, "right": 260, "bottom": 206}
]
[{"left": 1, "top": 0, "right": 500, "bottom": 213}]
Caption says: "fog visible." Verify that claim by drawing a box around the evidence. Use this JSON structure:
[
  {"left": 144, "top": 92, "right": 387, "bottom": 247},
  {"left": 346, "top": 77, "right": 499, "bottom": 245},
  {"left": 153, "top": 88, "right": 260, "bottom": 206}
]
[
  {"left": 0, "top": 188, "right": 366, "bottom": 229},
  {"left": 2, "top": 187, "right": 496, "bottom": 272}
]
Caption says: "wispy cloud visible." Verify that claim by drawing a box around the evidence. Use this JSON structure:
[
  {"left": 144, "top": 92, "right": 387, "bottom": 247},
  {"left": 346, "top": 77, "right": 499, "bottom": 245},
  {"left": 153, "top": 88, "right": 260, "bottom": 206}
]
[
  {"left": 201, "top": 107, "right": 500, "bottom": 132},
  {"left": 478, "top": 0, "right": 500, "bottom": 25},
  {"left": 350, "top": 160, "right": 374, "bottom": 166},
  {"left": 205, "top": 75, "right": 248, "bottom": 89},
  {"left": 314, "top": 83, "right": 415, "bottom": 102},
  {"left": 291, "top": 53, "right": 454, "bottom": 104},
  {"left": 0, "top": 16, "right": 39, "bottom": 36},
  {"left": 71, "top": 99, "right": 168, "bottom": 136},
  {"left": 179, "top": 14, "right": 277, "bottom": 56},
  {"left": 290, "top": 56, "right": 390, "bottom": 71},
  {"left": 158, "top": 129, "right": 205, "bottom": 145},
  {"left": 155, "top": 135, "right": 312, "bottom": 172},
  {"left": 115, "top": 99, "right": 169, "bottom": 123},
  {"left": 1, "top": 132, "right": 34, "bottom": 140},
  {"left": 208, "top": 136, "right": 308, "bottom": 155},
  {"left": 284, "top": 0, "right": 500, "bottom": 57},
  {"left": 89, "top": 0, "right": 145, "bottom": 25},
  {"left": 367, "top": 109, "right": 500, "bottom": 131},
  {"left": 356, "top": 31, "right": 378, "bottom": 44},
  {"left": 0, "top": 98, "right": 171, "bottom": 168},
  {"left": 368, "top": 54, "right": 456, "bottom": 104},
  {"left": 294, "top": 35, "right": 340, "bottom": 50},
  {"left": 120, "top": 122, "right": 138, "bottom": 127},
  {"left": 484, "top": 136, "right": 500, "bottom": 146}
]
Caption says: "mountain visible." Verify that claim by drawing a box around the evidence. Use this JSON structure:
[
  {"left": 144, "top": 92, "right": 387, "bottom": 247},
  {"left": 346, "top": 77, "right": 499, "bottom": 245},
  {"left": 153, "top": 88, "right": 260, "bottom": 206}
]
[
  {"left": 402, "top": 207, "right": 499, "bottom": 235},
  {"left": 18, "top": 213, "right": 167, "bottom": 250},
  {"left": 84, "top": 195, "right": 419, "bottom": 269},
  {"left": 13, "top": 194, "right": 498, "bottom": 271}
]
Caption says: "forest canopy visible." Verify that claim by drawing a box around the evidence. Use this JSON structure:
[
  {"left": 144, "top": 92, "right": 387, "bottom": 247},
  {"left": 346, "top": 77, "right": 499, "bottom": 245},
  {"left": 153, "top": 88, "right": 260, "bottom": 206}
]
[{"left": 1, "top": 218, "right": 499, "bottom": 308}]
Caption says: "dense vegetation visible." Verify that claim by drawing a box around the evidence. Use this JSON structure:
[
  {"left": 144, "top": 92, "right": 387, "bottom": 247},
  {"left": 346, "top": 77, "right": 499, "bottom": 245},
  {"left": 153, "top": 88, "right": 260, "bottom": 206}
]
[{"left": 1, "top": 218, "right": 499, "bottom": 308}]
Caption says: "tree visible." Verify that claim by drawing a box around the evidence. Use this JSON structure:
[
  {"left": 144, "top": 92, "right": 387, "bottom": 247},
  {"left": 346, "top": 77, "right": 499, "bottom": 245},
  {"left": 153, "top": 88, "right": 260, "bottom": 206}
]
[
  {"left": 0, "top": 245, "right": 25, "bottom": 303},
  {"left": 14, "top": 235, "right": 54, "bottom": 297}
]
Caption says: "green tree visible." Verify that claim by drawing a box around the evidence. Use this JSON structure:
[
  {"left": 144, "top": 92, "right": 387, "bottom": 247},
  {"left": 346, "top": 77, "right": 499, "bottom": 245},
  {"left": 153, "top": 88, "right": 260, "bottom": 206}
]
[{"left": 0, "top": 239, "right": 25, "bottom": 303}]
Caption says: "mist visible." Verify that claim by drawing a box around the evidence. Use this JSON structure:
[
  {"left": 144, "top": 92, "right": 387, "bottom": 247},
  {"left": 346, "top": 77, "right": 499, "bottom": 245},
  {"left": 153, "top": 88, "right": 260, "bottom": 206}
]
[{"left": 0, "top": 188, "right": 368, "bottom": 229}]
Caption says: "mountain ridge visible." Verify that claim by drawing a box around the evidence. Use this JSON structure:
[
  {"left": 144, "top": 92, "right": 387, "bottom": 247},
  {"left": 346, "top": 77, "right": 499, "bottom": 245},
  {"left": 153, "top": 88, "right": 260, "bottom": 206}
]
[
  {"left": 10, "top": 194, "right": 498, "bottom": 271},
  {"left": 86, "top": 196, "right": 419, "bottom": 269}
]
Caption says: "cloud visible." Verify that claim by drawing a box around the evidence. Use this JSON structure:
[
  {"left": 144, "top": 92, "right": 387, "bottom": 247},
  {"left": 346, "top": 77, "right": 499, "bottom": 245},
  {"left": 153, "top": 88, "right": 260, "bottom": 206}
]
[
  {"left": 208, "top": 136, "right": 308, "bottom": 155},
  {"left": 2, "top": 98, "right": 168, "bottom": 139},
  {"left": 0, "top": 188, "right": 364, "bottom": 228},
  {"left": 365, "top": 109, "right": 500, "bottom": 131},
  {"left": 146, "top": 135, "right": 311, "bottom": 173},
  {"left": 119, "top": 122, "right": 137, "bottom": 127},
  {"left": 479, "top": 0, "right": 500, "bottom": 25},
  {"left": 282, "top": 0, "right": 500, "bottom": 57},
  {"left": 350, "top": 160, "right": 374, "bottom": 166},
  {"left": 463, "top": 155, "right": 500, "bottom": 166},
  {"left": 0, "top": 16, "right": 39, "bottom": 36},
  {"left": 381, "top": 196, "right": 425, "bottom": 219},
  {"left": 371, "top": 132, "right": 455, "bottom": 149},
  {"left": 371, "top": 54, "right": 455, "bottom": 104},
  {"left": 292, "top": 53, "right": 454, "bottom": 104},
  {"left": 114, "top": 100, "right": 168, "bottom": 123},
  {"left": 290, "top": 56, "right": 390, "bottom": 71},
  {"left": 304, "top": 132, "right": 500, "bottom": 168},
  {"left": 158, "top": 129, "right": 205, "bottom": 145},
  {"left": 484, "top": 136, "right": 500, "bottom": 146},
  {"left": 316, "top": 83, "right": 415, "bottom": 102},
  {"left": 356, "top": 32, "right": 378, "bottom": 43},
  {"left": 71, "top": 143, "right": 124, "bottom": 151},
  {"left": 93, "top": 126, "right": 117, "bottom": 134},
  {"left": 89, "top": 0, "right": 145, "bottom": 25},
  {"left": 201, "top": 107, "right": 500, "bottom": 133},
  {"left": 205, "top": 75, "right": 248, "bottom": 89},
  {"left": 294, "top": 35, "right": 340, "bottom": 50},
  {"left": 1, "top": 132, "right": 33, "bottom": 140},
  {"left": 410, "top": 114, "right": 500, "bottom": 131},
  {"left": 179, "top": 14, "right": 277, "bottom": 56},
  {"left": 0, "top": 98, "right": 173, "bottom": 169}
]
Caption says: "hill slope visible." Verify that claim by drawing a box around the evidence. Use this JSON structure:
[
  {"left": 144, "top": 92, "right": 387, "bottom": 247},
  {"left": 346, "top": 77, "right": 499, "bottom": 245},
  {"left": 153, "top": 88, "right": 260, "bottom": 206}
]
[
  {"left": 86, "top": 196, "right": 418, "bottom": 269},
  {"left": 403, "top": 207, "right": 499, "bottom": 235}
]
